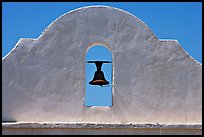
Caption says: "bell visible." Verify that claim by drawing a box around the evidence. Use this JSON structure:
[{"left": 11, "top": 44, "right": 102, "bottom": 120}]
[
  {"left": 89, "top": 71, "right": 109, "bottom": 86},
  {"left": 88, "top": 61, "right": 110, "bottom": 86}
]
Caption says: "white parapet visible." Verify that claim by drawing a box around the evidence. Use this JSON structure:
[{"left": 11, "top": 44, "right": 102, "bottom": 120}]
[{"left": 2, "top": 6, "right": 202, "bottom": 127}]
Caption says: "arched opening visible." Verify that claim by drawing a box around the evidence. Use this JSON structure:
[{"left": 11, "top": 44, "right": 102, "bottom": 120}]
[{"left": 85, "top": 45, "right": 112, "bottom": 107}]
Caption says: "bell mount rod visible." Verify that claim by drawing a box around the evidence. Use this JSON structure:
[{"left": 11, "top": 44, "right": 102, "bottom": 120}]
[{"left": 86, "top": 61, "right": 112, "bottom": 63}]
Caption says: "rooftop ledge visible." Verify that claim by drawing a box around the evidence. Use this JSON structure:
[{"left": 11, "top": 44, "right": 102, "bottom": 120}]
[{"left": 2, "top": 122, "right": 202, "bottom": 130}]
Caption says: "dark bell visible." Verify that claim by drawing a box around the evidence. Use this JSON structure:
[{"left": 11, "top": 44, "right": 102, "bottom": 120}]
[
  {"left": 89, "top": 71, "right": 109, "bottom": 86},
  {"left": 88, "top": 61, "right": 110, "bottom": 86}
]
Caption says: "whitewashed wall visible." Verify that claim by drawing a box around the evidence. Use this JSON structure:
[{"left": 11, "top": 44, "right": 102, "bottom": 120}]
[{"left": 2, "top": 6, "right": 202, "bottom": 124}]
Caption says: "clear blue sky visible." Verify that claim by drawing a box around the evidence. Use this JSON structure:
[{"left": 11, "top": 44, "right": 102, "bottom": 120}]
[
  {"left": 86, "top": 46, "right": 112, "bottom": 106},
  {"left": 2, "top": 2, "right": 202, "bottom": 106}
]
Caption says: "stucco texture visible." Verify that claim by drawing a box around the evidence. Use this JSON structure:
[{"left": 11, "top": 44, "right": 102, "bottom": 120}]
[{"left": 2, "top": 6, "right": 202, "bottom": 124}]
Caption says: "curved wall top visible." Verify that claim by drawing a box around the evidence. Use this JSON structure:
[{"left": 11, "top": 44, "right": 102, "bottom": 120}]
[{"left": 2, "top": 6, "right": 202, "bottom": 124}]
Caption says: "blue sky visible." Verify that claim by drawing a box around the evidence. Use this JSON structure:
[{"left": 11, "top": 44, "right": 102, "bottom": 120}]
[
  {"left": 86, "top": 46, "right": 112, "bottom": 106},
  {"left": 2, "top": 2, "right": 202, "bottom": 106}
]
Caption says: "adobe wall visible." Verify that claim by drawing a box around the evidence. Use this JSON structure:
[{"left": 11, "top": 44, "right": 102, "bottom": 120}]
[{"left": 2, "top": 6, "right": 202, "bottom": 124}]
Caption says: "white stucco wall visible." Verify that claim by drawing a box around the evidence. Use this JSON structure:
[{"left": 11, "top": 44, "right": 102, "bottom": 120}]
[{"left": 2, "top": 6, "right": 202, "bottom": 124}]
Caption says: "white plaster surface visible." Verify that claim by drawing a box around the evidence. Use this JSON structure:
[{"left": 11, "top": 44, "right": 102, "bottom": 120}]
[{"left": 2, "top": 6, "right": 202, "bottom": 124}]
